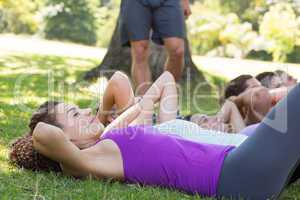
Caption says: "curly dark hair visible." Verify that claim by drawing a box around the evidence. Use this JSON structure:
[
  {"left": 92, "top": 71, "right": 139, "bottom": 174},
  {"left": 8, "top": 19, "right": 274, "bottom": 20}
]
[{"left": 9, "top": 101, "right": 62, "bottom": 172}]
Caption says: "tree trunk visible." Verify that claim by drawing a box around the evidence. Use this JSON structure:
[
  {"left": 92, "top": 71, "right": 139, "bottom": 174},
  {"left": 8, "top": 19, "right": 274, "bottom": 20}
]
[{"left": 84, "top": 15, "right": 208, "bottom": 87}]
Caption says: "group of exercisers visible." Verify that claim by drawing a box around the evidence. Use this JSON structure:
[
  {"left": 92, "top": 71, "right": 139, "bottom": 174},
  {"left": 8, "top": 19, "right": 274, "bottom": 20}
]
[
  {"left": 9, "top": 69, "right": 300, "bottom": 199},
  {"left": 8, "top": 0, "right": 300, "bottom": 198}
]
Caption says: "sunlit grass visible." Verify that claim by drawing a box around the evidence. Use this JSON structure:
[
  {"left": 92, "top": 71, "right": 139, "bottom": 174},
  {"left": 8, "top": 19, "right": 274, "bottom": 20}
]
[
  {"left": 1, "top": 52, "right": 299, "bottom": 199},
  {"left": 0, "top": 143, "right": 10, "bottom": 173},
  {"left": 0, "top": 52, "right": 221, "bottom": 199}
]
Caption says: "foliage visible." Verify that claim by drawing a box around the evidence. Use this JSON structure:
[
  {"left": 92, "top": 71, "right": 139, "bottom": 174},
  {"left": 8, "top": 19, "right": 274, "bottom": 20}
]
[
  {"left": 42, "top": 0, "right": 98, "bottom": 45},
  {"left": 187, "top": 3, "right": 223, "bottom": 55},
  {"left": 188, "top": 3, "right": 260, "bottom": 59},
  {"left": 259, "top": 2, "right": 300, "bottom": 62},
  {"left": 220, "top": 0, "right": 253, "bottom": 15},
  {"left": 0, "top": 0, "right": 42, "bottom": 34},
  {"left": 1, "top": 0, "right": 300, "bottom": 63},
  {"left": 188, "top": 0, "right": 300, "bottom": 62},
  {"left": 94, "top": 0, "right": 119, "bottom": 47}
]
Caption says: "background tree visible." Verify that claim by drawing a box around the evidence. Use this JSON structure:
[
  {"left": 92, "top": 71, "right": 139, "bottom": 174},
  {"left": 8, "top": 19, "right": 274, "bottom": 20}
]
[{"left": 44, "top": 0, "right": 97, "bottom": 45}]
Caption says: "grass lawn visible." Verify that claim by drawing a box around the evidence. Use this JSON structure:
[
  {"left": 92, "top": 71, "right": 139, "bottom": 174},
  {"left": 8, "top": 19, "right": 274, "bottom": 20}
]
[{"left": 0, "top": 53, "right": 299, "bottom": 199}]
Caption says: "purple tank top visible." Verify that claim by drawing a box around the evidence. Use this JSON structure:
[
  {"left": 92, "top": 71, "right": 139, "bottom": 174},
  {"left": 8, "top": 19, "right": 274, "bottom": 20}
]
[{"left": 102, "top": 125, "right": 234, "bottom": 196}]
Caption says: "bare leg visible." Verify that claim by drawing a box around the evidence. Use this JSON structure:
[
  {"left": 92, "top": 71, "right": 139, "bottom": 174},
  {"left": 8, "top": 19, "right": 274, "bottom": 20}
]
[
  {"left": 97, "top": 71, "right": 135, "bottom": 125},
  {"left": 129, "top": 98, "right": 154, "bottom": 126},
  {"left": 103, "top": 98, "right": 154, "bottom": 134},
  {"left": 218, "top": 84, "right": 300, "bottom": 199},
  {"left": 143, "top": 71, "right": 178, "bottom": 123},
  {"left": 131, "top": 40, "right": 152, "bottom": 95},
  {"left": 164, "top": 37, "right": 185, "bottom": 82},
  {"left": 103, "top": 72, "right": 178, "bottom": 133},
  {"left": 117, "top": 71, "right": 179, "bottom": 127},
  {"left": 129, "top": 71, "right": 179, "bottom": 125}
]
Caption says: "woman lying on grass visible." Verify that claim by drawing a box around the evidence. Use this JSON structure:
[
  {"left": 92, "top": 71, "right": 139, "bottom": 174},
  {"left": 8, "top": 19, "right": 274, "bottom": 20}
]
[
  {"left": 9, "top": 70, "right": 179, "bottom": 164},
  {"left": 184, "top": 75, "right": 270, "bottom": 132},
  {"left": 190, "top": 74, "right": 297, "bottom": 133},
  {"left": 9, "top": 69, "right": 300, "bottom": 199},
  {"left": 9, "top": 70, "right": 243, "bottom": 171}
]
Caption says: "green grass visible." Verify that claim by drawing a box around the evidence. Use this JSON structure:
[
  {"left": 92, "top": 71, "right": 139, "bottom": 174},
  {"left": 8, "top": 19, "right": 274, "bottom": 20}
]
[{"left": 0, "top": 53, "right": 299, "bottom": 199}]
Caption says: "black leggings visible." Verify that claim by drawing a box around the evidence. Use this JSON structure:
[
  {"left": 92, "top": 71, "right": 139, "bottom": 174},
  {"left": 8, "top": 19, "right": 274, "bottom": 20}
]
[{"left": 217, "top": 84, "right": 300, "bottom": 199}]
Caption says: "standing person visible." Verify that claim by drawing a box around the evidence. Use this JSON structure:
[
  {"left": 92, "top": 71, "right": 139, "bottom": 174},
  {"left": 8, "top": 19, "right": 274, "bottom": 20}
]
[{"left": 120, "top": 0, "right": 191, "bottom": 95}]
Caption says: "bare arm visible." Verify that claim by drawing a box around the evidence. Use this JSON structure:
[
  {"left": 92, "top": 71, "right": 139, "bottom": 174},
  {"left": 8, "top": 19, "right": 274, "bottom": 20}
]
[
  {"left": 143, "top": 71, "right": 178, "bottom": 123},
  {"left": 218, "top": 100, "right": 246, "bottom": 133},
  {"left": 102, "top": 71, "right": 177, "bottom": 135},
  {"left": 102, "top": 98, "right": 154, "bottom": 135},
  {"left": 32, "top": 122, "right": 90, "bottom": 177},
  {"left": 97, "top": 71, "right": 135, "bottom": 125},
  {"left": 181, "top": 0, "right": 191, "bottom": 19},
  {"left": 233, "top": 87, "right": 272, "bottom": 125},
  {"left": 269, "top": 86, "right": 294, "bottom": 104}
]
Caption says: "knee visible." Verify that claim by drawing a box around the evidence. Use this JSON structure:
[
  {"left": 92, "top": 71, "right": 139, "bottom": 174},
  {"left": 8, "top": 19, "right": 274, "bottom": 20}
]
[
  {"left": 168, "top": 44, "right": 184, "bottom": 60},
  {"left": 161, "top": 71, "right": 175, "bottom": 83},
  {"left": 110, "top": 71, "right": 131, "bottom": 87},
  {"left": 111, "top": 71, "right": 129, "bottom": 81},
  {"left": 132, "top": 42, "right": 149, "bottom": 63}
]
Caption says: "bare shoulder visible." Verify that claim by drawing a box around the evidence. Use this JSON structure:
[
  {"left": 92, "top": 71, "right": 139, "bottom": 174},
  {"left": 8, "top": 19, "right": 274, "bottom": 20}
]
[
  {"left": 83, "top": 139, "right": 122, "bottom": 159},
  {"left": 82, "top": 139, "right": 124, "bottom": 180}
]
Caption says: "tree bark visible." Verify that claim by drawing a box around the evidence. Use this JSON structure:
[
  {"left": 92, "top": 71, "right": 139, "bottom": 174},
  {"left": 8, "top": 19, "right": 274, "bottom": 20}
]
[{"left": 84, "top": 15, "right": 208, "bottom": 88}]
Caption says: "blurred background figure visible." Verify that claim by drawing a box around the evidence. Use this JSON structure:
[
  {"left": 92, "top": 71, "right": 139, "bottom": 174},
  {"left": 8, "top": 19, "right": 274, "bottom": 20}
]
[
  {"left": 275, "top": 70, "right": 298, "bottom": 87},
  {"left": 255, "top": 71, "right": 282, "bottom": 89}
]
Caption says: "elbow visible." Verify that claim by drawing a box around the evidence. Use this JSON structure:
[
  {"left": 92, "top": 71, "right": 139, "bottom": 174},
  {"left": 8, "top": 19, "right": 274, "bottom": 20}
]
[
  {"left": 32, "top": 122, "right": 49, "bottom": 151},
  {"left": 162, "top": 71, "right": 176, "bottom": 83},
  {"left": 32, "top": 122, "right": 46, "bottom": 143},
  {"left": 251, "top": 87, "right": 272, "bottom": 116},
  {"left": 111, "top": 71, "right": 130, "bottom": 83},
  {"left": 32, "top": 122, "right": 63, "bottom": 146},
  {"left": 110, "top": 71, "right": 133, "bottom": 96}
]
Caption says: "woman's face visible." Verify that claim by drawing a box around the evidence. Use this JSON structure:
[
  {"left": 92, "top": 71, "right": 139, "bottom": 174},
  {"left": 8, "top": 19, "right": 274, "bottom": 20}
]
[{"left": 55, "top": 103, "right": 104, "bottom": 147}]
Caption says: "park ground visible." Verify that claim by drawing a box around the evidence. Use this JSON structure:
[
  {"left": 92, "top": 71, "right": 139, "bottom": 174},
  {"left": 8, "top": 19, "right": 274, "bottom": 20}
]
[{"left": 1, "top": 34, "right": 300, "bottom": 199}]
